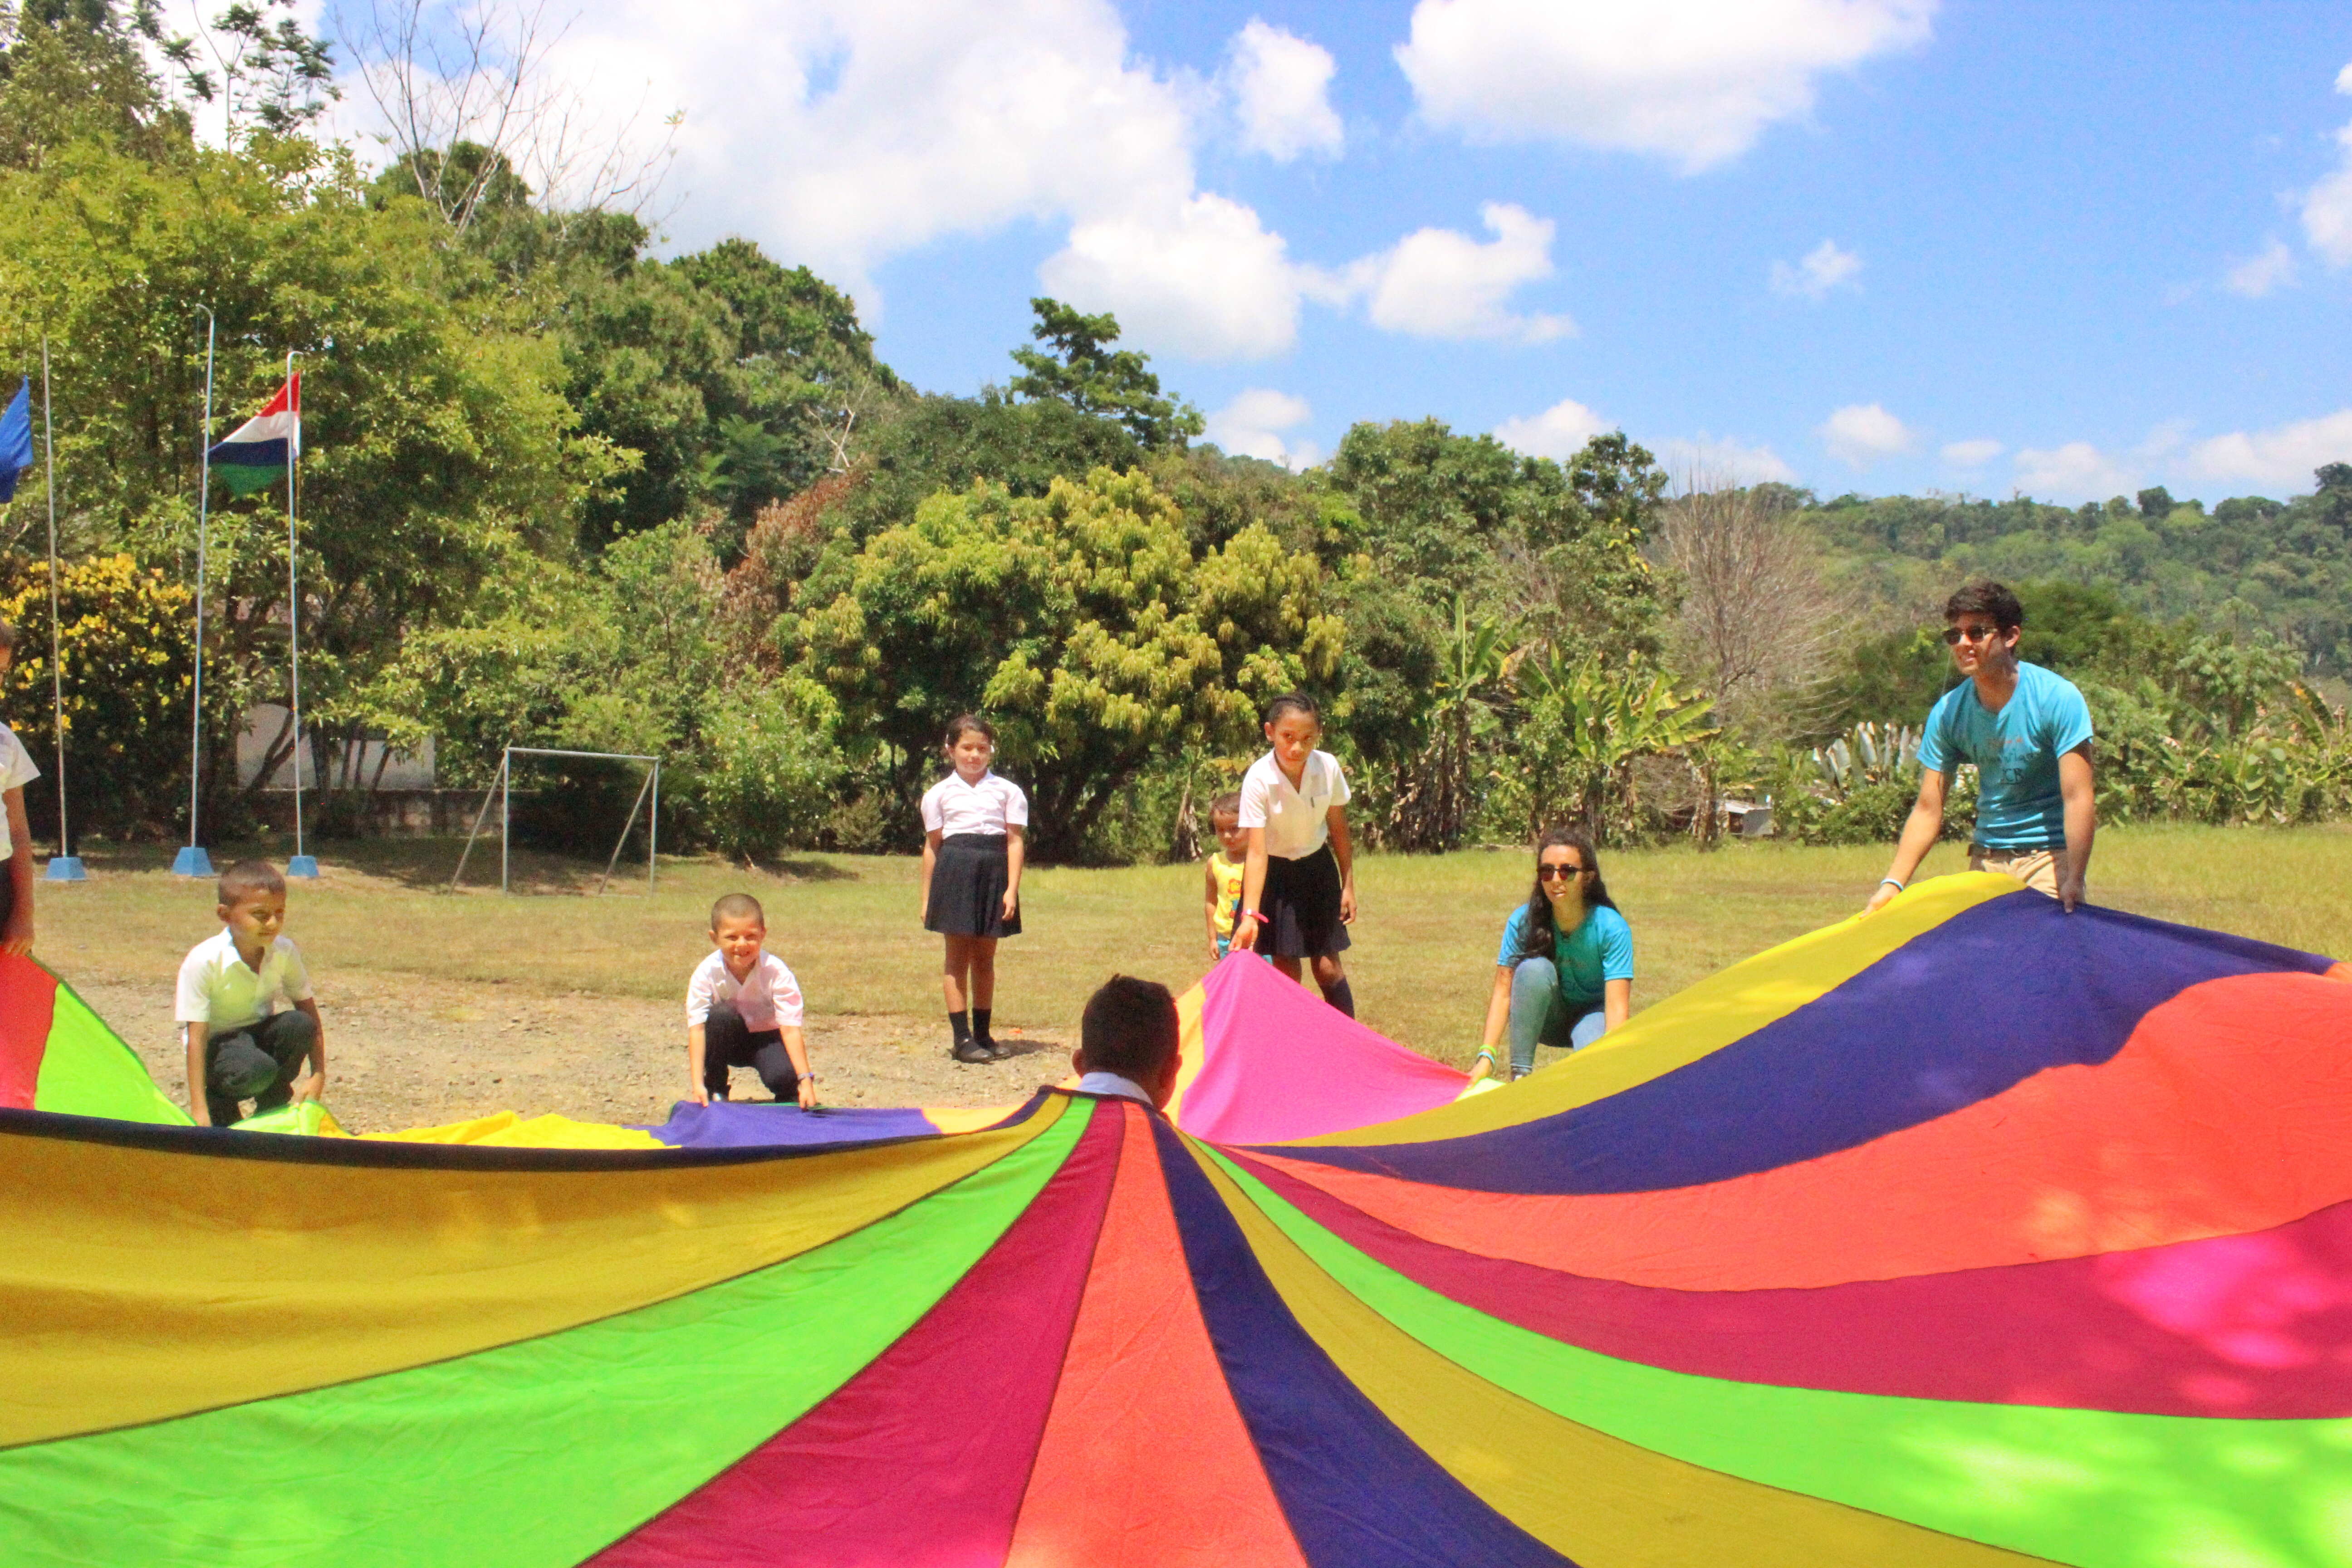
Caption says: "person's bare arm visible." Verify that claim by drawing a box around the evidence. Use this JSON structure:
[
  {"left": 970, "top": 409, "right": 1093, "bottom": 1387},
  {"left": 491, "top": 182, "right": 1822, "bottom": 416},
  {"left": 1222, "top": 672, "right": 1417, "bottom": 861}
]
[
  {"left": 184, "top": 1022, "right": 211, "bottom": 1127},
  {"left": 1469, "top": 965, "right": 1512, "bottom": 1083},
  {"left": 1232, "top": 829, "right": 1269, "bottom": 951},
  {"left": 1204, "top": 859, "right": 1223, "bottom": 962},
  {"left": 686, "top": 1022, "right": 709, "bottom": 1105},
  {"left": 1602, "top": 977, "right": 1632, "bottom": 1033},
  {"left": 919, "top": 829, "right": 941, "bottom": 923},
  {"left": 1001, "top": 825, "right": 1025, "bottom": 922},
  {"left": 1328, "top": 805, "right": 1356, "bottom": 924},
  {"left": 2057, "top": 743, "right": 2096, "bottom": 912},
  {"left": 289, "top": 997, "right": 326, "bottom": 1102},
  {"left": 1867, "top": 768, "right": 1950, "bottom": 913},
  {"left": 782, "top": 1024, "right": 816, "bottom": 1109}
]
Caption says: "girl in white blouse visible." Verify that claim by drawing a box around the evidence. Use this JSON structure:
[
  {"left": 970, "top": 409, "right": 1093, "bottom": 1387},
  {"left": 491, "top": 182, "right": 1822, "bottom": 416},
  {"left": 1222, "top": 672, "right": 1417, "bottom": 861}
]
[
  {"left": 1230, "top": 691, "right": 1358, "bottom": 1017},
  {"left": 920, "top": 714, "right": 1028, "bottom": 1063}
]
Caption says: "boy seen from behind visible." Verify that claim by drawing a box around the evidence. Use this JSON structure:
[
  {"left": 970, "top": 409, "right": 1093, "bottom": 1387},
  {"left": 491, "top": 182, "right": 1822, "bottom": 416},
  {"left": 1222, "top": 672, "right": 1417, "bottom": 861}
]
[
  {"left": 178, "top": 859, "right": 325, "bottom": 1127},
  {"left": 686, "top": 893, "right": 816, "bottom": 1107},
  {"left": 1069, "top": 975, "right": 1182, "bottom": 1110},
  {"left": 1202, "top": 791, "right": 1247, "bottom": 963}
]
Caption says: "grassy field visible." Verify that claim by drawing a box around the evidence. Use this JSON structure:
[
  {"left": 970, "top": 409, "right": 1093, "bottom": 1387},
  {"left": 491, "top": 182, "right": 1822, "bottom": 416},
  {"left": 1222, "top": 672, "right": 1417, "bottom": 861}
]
[{"left": 34, "top": 823, "right": 2352, "bottom": 1069}]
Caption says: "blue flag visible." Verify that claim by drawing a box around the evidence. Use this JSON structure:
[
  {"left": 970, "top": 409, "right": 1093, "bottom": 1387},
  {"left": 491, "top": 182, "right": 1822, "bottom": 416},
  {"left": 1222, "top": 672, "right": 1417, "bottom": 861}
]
[{"left": 0, "top": 378, "right": 29, "bottom": 504}]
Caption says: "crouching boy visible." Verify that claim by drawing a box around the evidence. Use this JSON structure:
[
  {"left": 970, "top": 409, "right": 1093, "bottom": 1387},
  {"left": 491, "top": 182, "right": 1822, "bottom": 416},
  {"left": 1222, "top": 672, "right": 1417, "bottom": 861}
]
[
  {"left": 178, "top": 859, "right": 326, "bottom": 1128},
  {"left": 686, "top": 893, "right": 816, "bottom": 1107}
]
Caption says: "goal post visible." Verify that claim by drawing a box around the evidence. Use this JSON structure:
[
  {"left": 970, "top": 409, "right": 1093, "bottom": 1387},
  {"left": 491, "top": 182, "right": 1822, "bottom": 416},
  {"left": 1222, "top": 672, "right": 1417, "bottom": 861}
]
[{"left": 449, "top": 746, "right": 662, "bottom": 895}]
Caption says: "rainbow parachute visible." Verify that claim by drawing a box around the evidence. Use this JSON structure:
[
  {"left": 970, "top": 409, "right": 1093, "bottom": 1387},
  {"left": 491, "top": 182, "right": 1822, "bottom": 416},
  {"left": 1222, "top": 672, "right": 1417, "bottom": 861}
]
[{"left": 4, "top": 872, "right": 2351, "bottom": 1566}]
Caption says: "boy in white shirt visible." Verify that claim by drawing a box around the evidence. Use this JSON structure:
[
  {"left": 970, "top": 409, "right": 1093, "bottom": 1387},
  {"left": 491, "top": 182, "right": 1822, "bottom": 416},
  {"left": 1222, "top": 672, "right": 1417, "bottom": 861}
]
[
  {"left": 176, "top": 859, "right": 326, "bottom": 1127},
  {"left": 686, "top": 892, "right": 816, "bottom": 1107},
  {"left": 0, "top": 620, "right": 42, "bottom": 955}
]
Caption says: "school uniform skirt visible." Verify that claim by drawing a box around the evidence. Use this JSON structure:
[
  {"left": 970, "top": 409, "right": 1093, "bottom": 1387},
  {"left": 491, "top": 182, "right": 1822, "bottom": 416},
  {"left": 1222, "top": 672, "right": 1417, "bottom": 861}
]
[
  {"left": 1259, "top": 843, "right": 1349, "bottom": 957},
  {"left": 926, "top": 833, "right": 1022, "bottom": 938}
]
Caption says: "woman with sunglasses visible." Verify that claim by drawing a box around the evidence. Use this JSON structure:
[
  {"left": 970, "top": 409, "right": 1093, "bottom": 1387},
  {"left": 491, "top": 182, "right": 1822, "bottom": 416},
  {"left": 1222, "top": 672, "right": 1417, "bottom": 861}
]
[{"left": 1467, "top": 827, "right": 1633, "bottom": 1086}]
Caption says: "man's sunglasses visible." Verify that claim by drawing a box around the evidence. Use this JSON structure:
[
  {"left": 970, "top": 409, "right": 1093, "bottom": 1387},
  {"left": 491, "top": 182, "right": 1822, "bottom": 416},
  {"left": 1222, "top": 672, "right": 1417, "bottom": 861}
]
[
  {"left": 1538, "top": 863, "right": 1587, "bottom": 880},
  {"left": 1943, "top": 623, "right": 2006, "bottom": 645}
]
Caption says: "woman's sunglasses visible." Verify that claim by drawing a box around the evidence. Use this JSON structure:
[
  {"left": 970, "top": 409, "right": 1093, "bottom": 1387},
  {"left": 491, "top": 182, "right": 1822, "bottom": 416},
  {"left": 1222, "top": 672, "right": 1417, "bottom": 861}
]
[{"left": 1538, "top": 863, "right": 1586, "bottom": 880}]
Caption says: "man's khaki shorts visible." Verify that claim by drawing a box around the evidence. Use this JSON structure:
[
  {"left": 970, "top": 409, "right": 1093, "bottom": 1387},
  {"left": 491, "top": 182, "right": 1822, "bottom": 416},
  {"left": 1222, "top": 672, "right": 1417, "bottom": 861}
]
[{"left": 1970, "top": 846, "right": 2063, "bottom": 897}]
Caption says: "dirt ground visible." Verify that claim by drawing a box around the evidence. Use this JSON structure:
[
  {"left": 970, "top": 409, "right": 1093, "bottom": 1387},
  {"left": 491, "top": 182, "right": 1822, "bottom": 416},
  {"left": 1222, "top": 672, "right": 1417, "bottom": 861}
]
[{"left": 79, "top": 973, "right": 1078, "bottom": 1135}]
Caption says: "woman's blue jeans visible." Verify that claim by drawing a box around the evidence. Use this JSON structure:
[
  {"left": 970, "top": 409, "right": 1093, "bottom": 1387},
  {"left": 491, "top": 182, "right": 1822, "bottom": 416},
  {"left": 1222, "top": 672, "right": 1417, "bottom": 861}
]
[{"left": 1507, "top": 958, "right": 1606, "bottom": 1077}]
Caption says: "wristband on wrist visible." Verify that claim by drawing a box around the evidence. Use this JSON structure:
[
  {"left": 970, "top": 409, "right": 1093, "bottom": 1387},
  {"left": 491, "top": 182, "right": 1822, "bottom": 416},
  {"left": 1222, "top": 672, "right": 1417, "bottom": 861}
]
[
  {"left": 1242, "top": 908, "right": 1265, "bottom": 924},
  {"left": 1474, "top": 1048, "right": 1495, "bottom": 1063},
  {"left": 1880, "top": 877, "right": 1905, "bottom": 891}
]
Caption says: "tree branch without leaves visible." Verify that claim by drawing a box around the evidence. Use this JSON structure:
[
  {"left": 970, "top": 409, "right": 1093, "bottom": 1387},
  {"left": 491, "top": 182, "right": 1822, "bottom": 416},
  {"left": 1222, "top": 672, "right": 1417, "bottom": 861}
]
[
  {"left": 1652, "top": 464, "right": 1852, "bottom": 740},
  {"left": 335, "top": 0, "right": 680, "bottom": 234}
]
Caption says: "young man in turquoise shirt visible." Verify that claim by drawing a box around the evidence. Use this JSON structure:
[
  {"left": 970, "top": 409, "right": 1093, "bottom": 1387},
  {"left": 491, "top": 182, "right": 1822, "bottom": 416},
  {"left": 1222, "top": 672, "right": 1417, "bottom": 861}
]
[{"left": 1867, "top": 580, "right": 2097, "bottom": 914}]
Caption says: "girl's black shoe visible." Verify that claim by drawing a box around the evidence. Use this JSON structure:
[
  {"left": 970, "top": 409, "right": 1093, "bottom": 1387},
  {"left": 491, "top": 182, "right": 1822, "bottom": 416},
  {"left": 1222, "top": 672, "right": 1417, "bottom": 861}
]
[{"left": 952, "top": 1038, "right": 994, "bottom": 1064}]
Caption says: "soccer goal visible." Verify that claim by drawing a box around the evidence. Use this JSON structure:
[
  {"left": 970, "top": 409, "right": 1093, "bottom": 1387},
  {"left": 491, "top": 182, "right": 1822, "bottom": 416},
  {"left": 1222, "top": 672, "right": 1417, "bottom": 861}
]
[{"left": 449, "top": 746, "right": 662, "bottom": 895}]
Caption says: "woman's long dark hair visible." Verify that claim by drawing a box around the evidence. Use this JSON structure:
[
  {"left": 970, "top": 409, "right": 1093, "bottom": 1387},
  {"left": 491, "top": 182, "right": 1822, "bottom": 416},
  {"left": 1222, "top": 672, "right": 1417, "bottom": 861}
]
[{"left": 1514, "top": 826, "right": 1618, "bottom": 962}]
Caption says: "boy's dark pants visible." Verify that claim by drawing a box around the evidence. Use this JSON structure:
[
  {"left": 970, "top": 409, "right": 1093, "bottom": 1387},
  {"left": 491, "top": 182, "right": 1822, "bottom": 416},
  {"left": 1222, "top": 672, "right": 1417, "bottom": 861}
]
[
  {"left": 205, "top": 1010, "right": 317, "bottom": 1126},
  {"left": 705, "top": 1001, "right": 799, "bottom": 1101}
]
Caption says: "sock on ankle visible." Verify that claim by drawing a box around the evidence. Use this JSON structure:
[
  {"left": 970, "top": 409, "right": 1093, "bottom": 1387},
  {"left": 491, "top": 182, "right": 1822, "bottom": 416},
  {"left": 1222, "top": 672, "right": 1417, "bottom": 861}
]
[
  {"left": 1324, "top": 978, "right": 1356, "bottom": 1019},
  {"left": 972, "top": 1008, "right": 994, "bottom": 1044},
  {"left": 949, "top": 1011, "right": 972, "bottom": 1045}
]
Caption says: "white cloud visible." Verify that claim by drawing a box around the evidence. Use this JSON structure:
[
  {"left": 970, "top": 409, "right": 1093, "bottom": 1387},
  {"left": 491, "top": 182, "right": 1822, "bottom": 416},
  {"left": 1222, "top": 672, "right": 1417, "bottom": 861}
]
[
  {"left": 1336, "top": 202, "right": 1574, "bottom": 343},
  {"left": 1769, "top": 239, "right": 1862, "bottom": 299},
  {"left": 1227, "top": 20, "right": 1343, "bottom": 161},
  {"left": 2014, "top": 441, "right": 2135, "bottom": 501},
  {"left": 483, "top": 0, "right": 1318, "bottom": 358},
  {"left": 2224, "top": 239, "right": 2299, "bottom": 298},
  {"left": 1940, "top": 438, "right": 2003, "bottom": 468},
  {"left": 1654, "top": 436, "right": 1797, "bottom": 485},
  {"left": 2185, "top": 410, "right": 2352, "bottom": 490},
  {"left": 1205, "top": 389, "right": 1321, "bottom": 470},
  {"left": 1394, "top": 0, "right": 1937, "bottom": 172},
  {"left": 2303, "top": 63, "right": 2352, "bottom": 265},
  {"left": 1042, "top": 195, "right": 1309, "bottom": 361},
  {"left": 1493, "top": 398, "right": 1609, "bottom": 459},
  {"left": 1819, "top": 402, "right": 1915, "bottom": 466}
]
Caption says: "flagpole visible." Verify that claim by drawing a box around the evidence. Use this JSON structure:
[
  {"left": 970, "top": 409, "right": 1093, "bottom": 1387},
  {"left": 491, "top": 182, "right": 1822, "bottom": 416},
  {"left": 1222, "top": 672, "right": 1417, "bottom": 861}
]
[
  {"left": 173, "top": 309, "right": 216, "bottom": 879},
  {"left": 284, "top": 350, "right": 314, "bottom": 878},
  {"left": 39, "top": 338, "right": 80, "bottom": 881}
]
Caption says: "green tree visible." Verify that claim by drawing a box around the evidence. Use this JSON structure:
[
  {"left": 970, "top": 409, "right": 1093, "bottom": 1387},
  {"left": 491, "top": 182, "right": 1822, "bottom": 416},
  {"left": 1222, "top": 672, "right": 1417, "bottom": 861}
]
[
  {"left": 1008, "top": 298, "right": 1202, "bottom": 451},
  {"left": 797, "top": 466, "right": 1339, "bottom": 859},
  {"left": 0, "top": 0, "right": 192, "bottom": 168},
  {"left": 0, "top": 132, "right": 615, "bottom": 835}
]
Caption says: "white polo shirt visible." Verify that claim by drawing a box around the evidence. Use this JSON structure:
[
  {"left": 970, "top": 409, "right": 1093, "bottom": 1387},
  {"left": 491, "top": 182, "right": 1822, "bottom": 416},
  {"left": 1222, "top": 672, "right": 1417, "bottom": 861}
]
[
  {"left": 685, "top": 950, "right": 805, "bottom": 1031},
  {"left": 175, "top": 930, "right": 313, "bottom": 1031},
  {"left": 1237, "top": 748, "right": 1351, "bottom": 860},
  {"left": 921, "top": 770, "right": 1029, "bottom": 838},
  {"left": 0, "top": 725, "right": 41, "bottom": 859}
]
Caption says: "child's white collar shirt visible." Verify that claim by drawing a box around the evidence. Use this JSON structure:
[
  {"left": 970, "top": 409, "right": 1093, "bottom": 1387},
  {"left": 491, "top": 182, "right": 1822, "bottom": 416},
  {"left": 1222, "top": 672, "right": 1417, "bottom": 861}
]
[
  {"left": 0, "top": 725, "right": 39, "bottom": 859},
  {"left": 685, "top": 950, "right": 805, "bottom": 1031},
  {"left": 175, "top": 929, "right": 312, "bottom": 1030},
  {"left": 921, "top": 769, "right": 1029, "bottom": 837},
  {"left": 1237, "top": 749, "right": 1351, "bottom": 860},
  {"left": 1074, "top": 1071, "right": 1156, "bottom": 1104}
]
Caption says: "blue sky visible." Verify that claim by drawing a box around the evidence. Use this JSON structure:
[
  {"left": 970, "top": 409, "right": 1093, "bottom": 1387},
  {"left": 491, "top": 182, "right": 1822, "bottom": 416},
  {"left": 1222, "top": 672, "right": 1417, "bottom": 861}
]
[{"left": 363, "top": 1, "right": 2352, "bottom": 504}]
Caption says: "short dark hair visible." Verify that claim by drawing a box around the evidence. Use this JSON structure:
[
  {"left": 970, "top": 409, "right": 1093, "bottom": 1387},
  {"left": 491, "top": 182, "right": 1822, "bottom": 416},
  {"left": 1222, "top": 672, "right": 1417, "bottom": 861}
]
[
  {"left": 944, "top": 712, "right": 995, "bottom": 748},
  {"left": 710, "top": 892, "right": 765, "bottom": 928},
  {"left": 1209, "top": 790, "right": 1241, "bottom": 821},
  {"left": 1944, "top": 580, "right": 2024, "bottom": 630},
  {"left": 1263, "top": 691, "right": 1320, "bottom": 727},
  {"left": 217, "top": 859, "right": 285, "bottom": 906},
  {"left": 1080, "top": 975, "right": 1179, "bottom": 1083}
]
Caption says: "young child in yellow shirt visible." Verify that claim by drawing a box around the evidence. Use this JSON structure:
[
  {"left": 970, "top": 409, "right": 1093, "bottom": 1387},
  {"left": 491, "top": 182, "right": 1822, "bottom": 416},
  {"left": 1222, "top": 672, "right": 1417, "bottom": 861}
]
[{"left": 1202, "top": 791, "right": 1247, "bottom": 962}]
